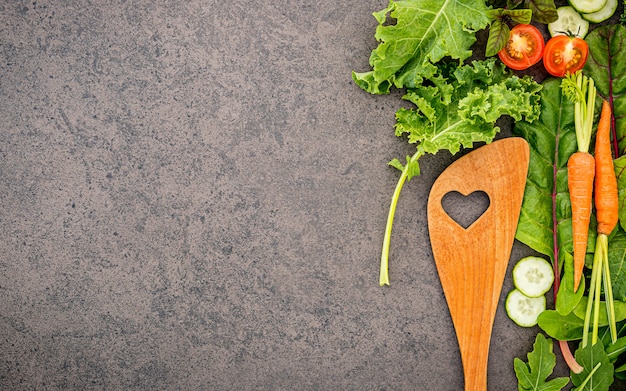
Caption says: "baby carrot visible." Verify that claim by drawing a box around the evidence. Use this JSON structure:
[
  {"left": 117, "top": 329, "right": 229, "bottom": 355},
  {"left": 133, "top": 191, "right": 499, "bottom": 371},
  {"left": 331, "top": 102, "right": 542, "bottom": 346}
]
[
  {"left": 562, "top": 71, "right": 596, "bottom": 292},
  {"left": 568, "top": 151, "right": 595, "bottom": 291},
  {"left": 594, "top": 100, "right": 618, "bottom": 236}
]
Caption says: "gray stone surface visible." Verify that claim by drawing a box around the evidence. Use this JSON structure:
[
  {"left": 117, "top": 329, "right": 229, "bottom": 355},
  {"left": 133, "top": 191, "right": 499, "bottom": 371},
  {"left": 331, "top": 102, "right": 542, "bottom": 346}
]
[{"left": 1, "top": 1, "right": 623, "bottom": 390}]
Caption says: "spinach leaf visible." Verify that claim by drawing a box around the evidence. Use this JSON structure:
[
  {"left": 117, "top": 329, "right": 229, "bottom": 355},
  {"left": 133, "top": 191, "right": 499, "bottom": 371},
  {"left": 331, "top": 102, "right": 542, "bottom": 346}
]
[
  {"left": 514, "top": 333, "right": 570, "bottom": 391},
  {"left": 538, "top": 310, "right": 585, "bottom": 341},
  {"left": 556, "top": 251, "right": 585, "bottom": 316}
]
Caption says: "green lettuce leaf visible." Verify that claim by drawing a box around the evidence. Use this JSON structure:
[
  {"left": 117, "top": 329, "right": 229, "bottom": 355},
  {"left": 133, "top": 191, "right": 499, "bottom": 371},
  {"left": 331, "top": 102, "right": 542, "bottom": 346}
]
[
  {"left": 514, "top": 333, "right": 570, "bottom": 391},
  {"left": 512, "top": 78, "right": 578, "bottom": 264},
  {"left": 393, "top": 58, "right": 541, "bottom": 172},
  {"left": 352, "top": 0, "right": 491, "bottom": 94}
]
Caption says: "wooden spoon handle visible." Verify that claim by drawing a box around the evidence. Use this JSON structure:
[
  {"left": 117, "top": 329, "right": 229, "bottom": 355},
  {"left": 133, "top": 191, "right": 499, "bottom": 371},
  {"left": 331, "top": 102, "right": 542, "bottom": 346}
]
[{"left": 428, "top": 138, "right": 530, "bottom": 391}]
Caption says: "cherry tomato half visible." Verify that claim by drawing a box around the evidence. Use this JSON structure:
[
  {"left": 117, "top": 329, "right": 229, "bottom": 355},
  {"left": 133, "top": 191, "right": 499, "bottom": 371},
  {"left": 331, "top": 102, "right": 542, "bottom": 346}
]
[
  {"left": 498, "top": 24, "right": 545, "bottom": 71},
  {"left": 543, "top": 34, "right": 589, "bottom": 77}
]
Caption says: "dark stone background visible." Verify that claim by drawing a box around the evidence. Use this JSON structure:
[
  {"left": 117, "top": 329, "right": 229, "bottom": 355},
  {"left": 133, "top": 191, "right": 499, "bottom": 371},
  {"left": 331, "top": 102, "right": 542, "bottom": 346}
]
[{"left": 1, "top": 0, "right": 623, "bottom": 389}]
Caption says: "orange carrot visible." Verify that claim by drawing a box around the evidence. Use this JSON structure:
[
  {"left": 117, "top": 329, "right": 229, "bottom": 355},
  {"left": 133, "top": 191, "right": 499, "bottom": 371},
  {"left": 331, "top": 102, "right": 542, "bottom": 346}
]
[
  {"left": 594, "top": 99, "right": 618, "bottom": 236},
  {"left": 568, "top": 151, "right": 595, "bottom": 292},
  {"left": 582, "top": 99, "right": 619, "bottom": 347},
  {"left": 562, "top": 71, "right": 597, "bottom": 293}
]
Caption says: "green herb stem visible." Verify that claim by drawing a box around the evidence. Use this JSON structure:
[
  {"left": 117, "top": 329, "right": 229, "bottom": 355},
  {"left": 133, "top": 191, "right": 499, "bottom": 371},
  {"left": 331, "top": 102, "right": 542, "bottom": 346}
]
[{"left": 380, "top": 150, "right": 423, "bottom": 286}]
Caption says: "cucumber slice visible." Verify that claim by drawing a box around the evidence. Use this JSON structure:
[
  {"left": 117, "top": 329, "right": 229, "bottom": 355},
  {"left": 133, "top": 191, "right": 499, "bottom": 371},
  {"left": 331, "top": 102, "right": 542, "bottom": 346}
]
[
  {"left": 505, "top": 289, "right": 546, "bottom": 327},
  {"left": 512, "top": 256, "right": 554, "bottom": 298},
  {"left": 583, "top": 0, "right": 617, "bottom": 23},
  {"left": 549, "top": 6, "right": 590, "bottom": 38},
  {"left": 569, "top": 0, "right": 608, "bottom": 14}
]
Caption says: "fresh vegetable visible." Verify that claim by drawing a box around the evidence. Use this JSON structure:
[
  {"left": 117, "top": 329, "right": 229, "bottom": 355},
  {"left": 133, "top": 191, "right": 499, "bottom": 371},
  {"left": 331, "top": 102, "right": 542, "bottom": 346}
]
[
  {"left": 571, "top": 341, "right": 614, "bottom": 390},
  {"left": 569, "top": 0, "right": 608, "bottom": 14},
  {"left": 582, "top": 100, "right": 619, "bottom": 347},
  {"left": 582, "top": 0, "right": 618, "bottom": 23},
  {"left": 512, "top": 256, "right": 555, "bottom": 298},
  {"left": 352, "top": 0, "right": 491, "bottom": 94},
  {"left": 543, "top": 34, "right": 589, "bottom": 77},
  {"left": 513, "top": 333, "right": 570, "bottom": 391},
  {"left": 498, "top": 24, "right": 545, "bottom": 70},
  {"left": 561, "top": 71, "right": 596, "bottom": 292},
  {"left": 594, "top": 101, "right": 619, "bottom": 237},
  {"left": 506, "top": 288, "right": 546, "bottom": 327},
  {"left": 567, "top": 151, "right": 595, "bottom": 289},
  {"left": 548, "top": 6, "right": 589, "bottom": 38}
]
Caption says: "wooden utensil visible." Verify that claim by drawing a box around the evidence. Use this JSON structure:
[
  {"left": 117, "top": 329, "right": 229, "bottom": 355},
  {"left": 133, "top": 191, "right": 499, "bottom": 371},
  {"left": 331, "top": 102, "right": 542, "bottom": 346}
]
[{"left": 427, "top": 137, "right": 530, "bottom": 391}]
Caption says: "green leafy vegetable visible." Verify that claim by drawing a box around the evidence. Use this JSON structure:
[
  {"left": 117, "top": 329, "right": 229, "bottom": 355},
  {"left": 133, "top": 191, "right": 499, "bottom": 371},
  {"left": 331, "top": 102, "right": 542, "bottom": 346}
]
[
  {"left": 514, "top": 333, "right": 570, "bottom": 391},
  {"left": 571, "top": 341, "right": 614, "bottom": 391},
  {"left": 615, "top": 156, "right": 626, "bottom": 235},
  {"left": 352, "top": 0, "right": 491, "bottom": 94},
  {"left": 538, "top": 310, "right": 585, "bottom": 341},
  {"left": 583, "top": 25, "right": 626, "bottom": 157},
  {"left": 513, "top": 78, "right": 578, "bottom": 265},
  {"left": 522, "top": 0, "right": 558, "bottom": 24}
]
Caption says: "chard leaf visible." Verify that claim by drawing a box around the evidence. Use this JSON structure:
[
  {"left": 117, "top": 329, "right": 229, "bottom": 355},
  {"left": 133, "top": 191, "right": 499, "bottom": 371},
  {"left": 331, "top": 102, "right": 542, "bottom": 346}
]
[
  {"left": 514, "top": 333, "right": 570, "bottom": 391},
  {"left": 616, "top": 156, "right": 626, "bottom": 232},
  {"left": 584, "top": 25, "right": 626, "bottom": 157},
  {"left": 395, "top": 59, "right": 541, "bottom": 158},
  {"left": 486, "top": 19, "right": 510, "bottom": 57},
  {"left": 572, "top": 342, "right": 614, "bottom": 391},
  {"left": 523, "top": 0, "right": 558, "bottom": 24},
  {"left": 352, "top": 0, "right": 491, "bottom": 93},
  {"left": 606, "top": 227, "right": 626, "bottom": 301},
  {"left": 513, "top": 78, "right": 578, "bottom": 265}
]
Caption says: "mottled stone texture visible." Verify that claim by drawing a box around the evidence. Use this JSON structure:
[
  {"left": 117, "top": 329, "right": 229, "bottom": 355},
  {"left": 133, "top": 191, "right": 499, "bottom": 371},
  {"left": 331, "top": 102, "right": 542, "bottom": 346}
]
[{"left": 1, "top": 1, "right": 618, "bottom": 390}]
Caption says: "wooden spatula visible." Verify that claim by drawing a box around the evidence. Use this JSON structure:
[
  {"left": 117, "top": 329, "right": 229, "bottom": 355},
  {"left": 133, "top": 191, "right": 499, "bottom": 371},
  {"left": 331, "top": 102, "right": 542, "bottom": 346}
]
[{"left": 427, "top": 137, "right": 530, "bottom": 391}]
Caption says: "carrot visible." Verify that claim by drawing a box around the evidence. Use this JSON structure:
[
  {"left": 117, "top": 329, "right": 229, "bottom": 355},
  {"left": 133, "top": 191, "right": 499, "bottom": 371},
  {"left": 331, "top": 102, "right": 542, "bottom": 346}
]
[
  {"left": 562, "top": 71, "right": 596, "bottom": 292},
  {"left": 582, "top": 99, "right": 619, "bottom": 347},
  {"left": 568, "top": 151, "right": 595, "bottom": 292},
  {"left": 594, "top": 99, "right": 618, "bottom": 236}
]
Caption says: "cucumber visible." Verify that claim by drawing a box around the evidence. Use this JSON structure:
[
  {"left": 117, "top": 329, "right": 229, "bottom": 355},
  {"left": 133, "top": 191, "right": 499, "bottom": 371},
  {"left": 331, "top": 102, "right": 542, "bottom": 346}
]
[
  {"left": 569, "top": 0, "right": 608, "bottom": 14},
  {"left": 505, "top": 289, "right": 546, "bottom": 327},
  {"left": 512, "top": 256, "right": 554, "bottom": 298},
  {"left": 583, "top": 0, "right": 617, "bottom": 23},
  {"left": 548, "top": 6, "right": 590, "bottom": 38}
]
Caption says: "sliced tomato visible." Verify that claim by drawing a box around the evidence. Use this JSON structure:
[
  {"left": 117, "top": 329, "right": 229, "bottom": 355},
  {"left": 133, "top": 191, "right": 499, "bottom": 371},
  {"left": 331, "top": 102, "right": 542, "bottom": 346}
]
[
  {"left": 498, "top": 24, "right": 545, "bottom": 71},
  {"left": 543, "top": 34, "right": 589, "bottom": 77}
]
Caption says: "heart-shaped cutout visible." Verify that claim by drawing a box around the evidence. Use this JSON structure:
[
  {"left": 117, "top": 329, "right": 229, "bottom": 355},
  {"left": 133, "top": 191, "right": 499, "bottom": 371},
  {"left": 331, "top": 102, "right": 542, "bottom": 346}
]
[{"left": 441, "top": 190, "right": 490, "bottom": 229}]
